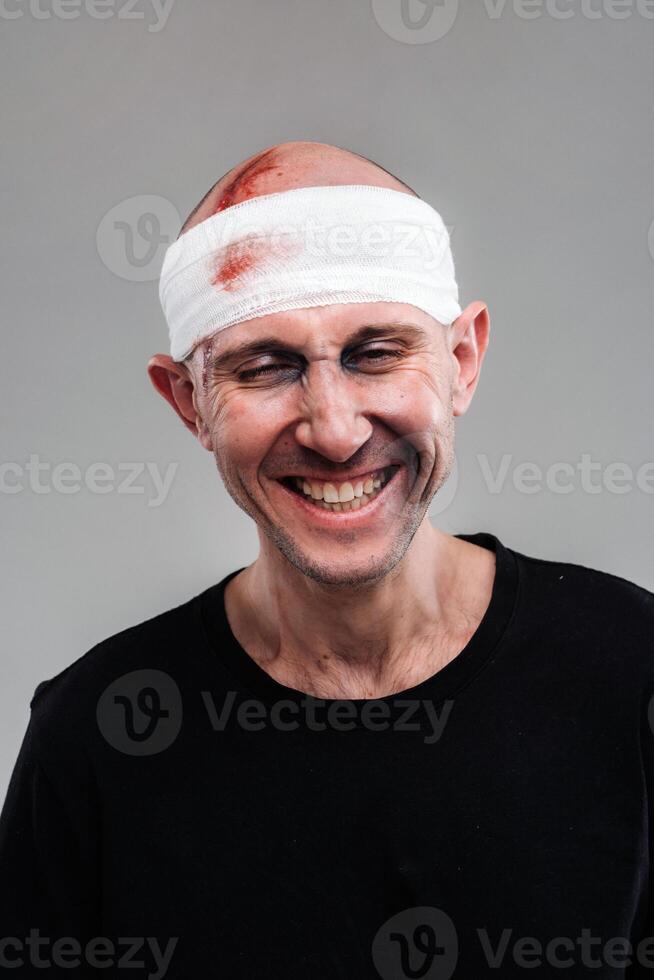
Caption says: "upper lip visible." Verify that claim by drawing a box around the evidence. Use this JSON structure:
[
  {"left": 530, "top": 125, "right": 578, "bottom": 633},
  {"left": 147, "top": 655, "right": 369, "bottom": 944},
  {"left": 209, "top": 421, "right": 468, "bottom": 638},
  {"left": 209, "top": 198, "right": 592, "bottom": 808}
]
[{"left": 276, "top": 463, "right": 400, "bottom": 484}]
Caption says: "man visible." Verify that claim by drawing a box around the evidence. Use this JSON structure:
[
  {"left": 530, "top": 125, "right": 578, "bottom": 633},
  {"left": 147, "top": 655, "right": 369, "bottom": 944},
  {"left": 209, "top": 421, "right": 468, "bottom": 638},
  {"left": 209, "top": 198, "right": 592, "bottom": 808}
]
[{"left": 1, "top": 140, "right": 653, "bottom": 979}]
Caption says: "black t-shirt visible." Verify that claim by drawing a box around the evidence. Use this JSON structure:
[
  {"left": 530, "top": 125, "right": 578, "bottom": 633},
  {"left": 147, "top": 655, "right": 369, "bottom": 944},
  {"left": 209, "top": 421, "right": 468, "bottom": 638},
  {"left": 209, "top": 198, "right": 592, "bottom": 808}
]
[{"left": 2, "top": 531, "right": 654, "bottom": 978}]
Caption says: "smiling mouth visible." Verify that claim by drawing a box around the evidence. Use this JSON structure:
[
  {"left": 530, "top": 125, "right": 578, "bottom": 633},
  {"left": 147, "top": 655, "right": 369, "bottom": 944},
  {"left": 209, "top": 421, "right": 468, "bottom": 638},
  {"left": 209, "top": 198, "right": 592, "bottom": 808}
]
[{"left": 278, "top": 465, "right": 401, "bottom": 513}]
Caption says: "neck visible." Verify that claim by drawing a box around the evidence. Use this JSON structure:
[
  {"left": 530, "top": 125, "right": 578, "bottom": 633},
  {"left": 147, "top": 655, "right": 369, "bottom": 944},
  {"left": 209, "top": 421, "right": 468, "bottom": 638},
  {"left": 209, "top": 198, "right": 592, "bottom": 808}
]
[{"left": 223, "top": 523, "right": 496, "bottom": 699}]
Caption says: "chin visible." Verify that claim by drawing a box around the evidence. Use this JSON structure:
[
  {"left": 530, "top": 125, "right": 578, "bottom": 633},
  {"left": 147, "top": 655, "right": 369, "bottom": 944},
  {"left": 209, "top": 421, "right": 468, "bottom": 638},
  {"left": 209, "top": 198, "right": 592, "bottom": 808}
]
[
  {"left": 265, "top": 524, "right": 420, "bottom": 591},
  {"left": 300, "top": 559, "right": 395, "bottom": 589}
]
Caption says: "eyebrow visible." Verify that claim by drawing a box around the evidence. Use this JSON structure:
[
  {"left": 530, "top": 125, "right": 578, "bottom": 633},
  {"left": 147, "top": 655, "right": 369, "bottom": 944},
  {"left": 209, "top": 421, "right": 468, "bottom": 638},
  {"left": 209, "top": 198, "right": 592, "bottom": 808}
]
[{"left": 209, "top": 321, "right": 429, "bottom": 373}]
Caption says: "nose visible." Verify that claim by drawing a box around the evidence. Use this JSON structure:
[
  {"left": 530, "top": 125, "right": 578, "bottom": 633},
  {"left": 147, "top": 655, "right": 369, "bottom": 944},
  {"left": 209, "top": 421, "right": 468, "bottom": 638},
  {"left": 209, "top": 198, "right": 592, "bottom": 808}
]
[{"left": 293, "top": 361, "right": 373, "bottom": 462}]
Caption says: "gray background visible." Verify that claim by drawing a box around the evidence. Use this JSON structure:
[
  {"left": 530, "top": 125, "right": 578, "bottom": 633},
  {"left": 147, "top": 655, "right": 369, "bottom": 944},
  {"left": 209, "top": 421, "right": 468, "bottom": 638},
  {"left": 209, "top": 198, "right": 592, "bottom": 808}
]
[{"left": 2, "top": 0, "right": 653, "bottom": 800}]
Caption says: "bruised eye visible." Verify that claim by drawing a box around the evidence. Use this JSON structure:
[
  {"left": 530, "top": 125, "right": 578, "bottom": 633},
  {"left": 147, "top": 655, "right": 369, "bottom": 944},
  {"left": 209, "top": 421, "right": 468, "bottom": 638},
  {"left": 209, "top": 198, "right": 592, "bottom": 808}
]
[
  {"left": 346, "top": 347, "right": 404, "bottom": 368},
  {"left": 237, "top": 363, "right": 298, "bottom": 382},
  {"left": 236, "top": 346, "right": 404, "bottom": 382}
]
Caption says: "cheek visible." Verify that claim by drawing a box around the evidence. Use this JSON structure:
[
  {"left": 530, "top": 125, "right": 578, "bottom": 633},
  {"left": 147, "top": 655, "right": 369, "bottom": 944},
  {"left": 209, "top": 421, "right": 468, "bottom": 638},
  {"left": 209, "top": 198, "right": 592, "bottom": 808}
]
[
  {"left": 376, "top": 369, "right": 451, "bottom": 434},
  {"left": 206, "top": 391, "right": 279, "bottom": 469},
  {"left": 369, "top": 372, "right": 453, "bottom": 481}
]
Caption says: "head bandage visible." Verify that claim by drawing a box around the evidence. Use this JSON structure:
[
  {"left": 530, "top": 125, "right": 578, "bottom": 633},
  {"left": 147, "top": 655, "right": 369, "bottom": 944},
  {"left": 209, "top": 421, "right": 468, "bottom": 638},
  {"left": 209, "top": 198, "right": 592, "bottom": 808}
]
[{"left": 159, "top": 184, "right": 462, "bottom": 362}]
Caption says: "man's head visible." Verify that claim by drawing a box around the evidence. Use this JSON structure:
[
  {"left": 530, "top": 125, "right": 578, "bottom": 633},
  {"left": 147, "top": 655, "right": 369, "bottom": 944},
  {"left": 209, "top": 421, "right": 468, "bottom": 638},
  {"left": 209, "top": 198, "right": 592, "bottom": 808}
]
[
  {"left": 148, "top": 140, "right": 489, "bottom": 587},
  {"left": 176, "top": 140, "right": 421, "bottom": 239}
]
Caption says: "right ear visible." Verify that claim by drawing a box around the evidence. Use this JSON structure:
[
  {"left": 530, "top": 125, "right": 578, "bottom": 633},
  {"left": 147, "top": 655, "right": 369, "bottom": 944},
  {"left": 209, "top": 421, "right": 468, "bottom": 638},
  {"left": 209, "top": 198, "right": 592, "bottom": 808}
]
[{"left": 147, "top": 354, "right": 212, "bottom": 451}]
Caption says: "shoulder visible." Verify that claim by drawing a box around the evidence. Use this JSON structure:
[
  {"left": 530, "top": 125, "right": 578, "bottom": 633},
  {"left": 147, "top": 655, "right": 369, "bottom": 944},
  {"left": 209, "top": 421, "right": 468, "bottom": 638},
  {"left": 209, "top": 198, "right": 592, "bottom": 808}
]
[
  {"left": 28, "top": 588, "right": 203, "bottom": 739},
  {"left": 506, "top": 538, "right": 654, "bottom": 679},
  {"left": 511, "top": 540, "right": 654, "bottom": 617}
]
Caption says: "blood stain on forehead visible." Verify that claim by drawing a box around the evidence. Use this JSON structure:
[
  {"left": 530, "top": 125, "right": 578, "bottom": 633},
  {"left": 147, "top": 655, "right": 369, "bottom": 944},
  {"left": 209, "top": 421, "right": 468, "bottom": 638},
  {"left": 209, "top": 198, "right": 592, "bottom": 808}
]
[{"left": 212, "top": 148, "right": 285, "bottom": 214}]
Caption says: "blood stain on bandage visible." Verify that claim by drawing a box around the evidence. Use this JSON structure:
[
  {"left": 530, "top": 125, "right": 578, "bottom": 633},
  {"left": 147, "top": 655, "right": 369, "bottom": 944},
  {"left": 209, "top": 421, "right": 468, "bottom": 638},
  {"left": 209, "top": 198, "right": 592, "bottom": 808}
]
[
  {"left": 213, "top": 148, "right": 284, "bottom": 214},
  {"left": 210, "top": 238, "right": 270, "bottom": 290},
  {"left": 210, "top": 236, "right": 298, "bottom": 291}
]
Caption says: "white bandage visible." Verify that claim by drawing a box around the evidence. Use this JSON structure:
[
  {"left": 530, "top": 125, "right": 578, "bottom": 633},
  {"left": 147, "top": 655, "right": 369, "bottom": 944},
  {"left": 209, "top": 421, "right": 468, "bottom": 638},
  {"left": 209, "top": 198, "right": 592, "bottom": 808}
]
[{"left": 159, "top": 184, "right": 462, "bottom": 362}]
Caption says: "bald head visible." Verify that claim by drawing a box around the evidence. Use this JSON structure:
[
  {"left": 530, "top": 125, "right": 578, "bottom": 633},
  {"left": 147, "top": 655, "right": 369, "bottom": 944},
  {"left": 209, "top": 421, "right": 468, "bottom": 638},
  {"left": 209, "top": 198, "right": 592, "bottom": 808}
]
[{"left": 178, "top": 141, "right": 419, "bottom": 239}]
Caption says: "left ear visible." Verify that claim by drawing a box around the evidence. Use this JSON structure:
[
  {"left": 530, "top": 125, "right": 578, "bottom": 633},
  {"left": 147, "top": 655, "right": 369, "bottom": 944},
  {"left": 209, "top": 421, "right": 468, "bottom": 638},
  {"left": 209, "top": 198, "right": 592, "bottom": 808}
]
[{"left": 448, "top": 300, "right": 490, "bottom": 417}]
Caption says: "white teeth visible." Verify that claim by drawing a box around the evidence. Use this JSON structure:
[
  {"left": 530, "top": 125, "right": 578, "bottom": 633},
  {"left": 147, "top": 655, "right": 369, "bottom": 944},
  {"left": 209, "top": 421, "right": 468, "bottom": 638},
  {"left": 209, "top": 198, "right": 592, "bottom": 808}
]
[
  {"left": 305, "top": 487, "right": 377, "bottom": 512},
  {"left": 338, "top": 481, "right": 354, "bottom": 502},
  {"left": 288, "top": 467, "right": 396, "bottom": 512}
]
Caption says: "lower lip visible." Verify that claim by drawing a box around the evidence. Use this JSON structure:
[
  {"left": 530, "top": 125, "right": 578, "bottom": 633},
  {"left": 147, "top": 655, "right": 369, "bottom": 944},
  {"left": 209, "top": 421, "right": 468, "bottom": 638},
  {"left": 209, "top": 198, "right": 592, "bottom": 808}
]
[{"left": 273, "top": 468, "right": 403, "bottom": 528}]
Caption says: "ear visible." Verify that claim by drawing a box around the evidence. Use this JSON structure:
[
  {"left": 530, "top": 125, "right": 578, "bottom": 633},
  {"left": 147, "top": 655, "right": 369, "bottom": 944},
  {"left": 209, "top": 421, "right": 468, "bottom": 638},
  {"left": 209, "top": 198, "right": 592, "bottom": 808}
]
[
  {"left": 448, "top": 301, "right": 491, "bottom": 417},
  {"left": 147, "top": 354, "right": 212, "bottom": 451}
]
